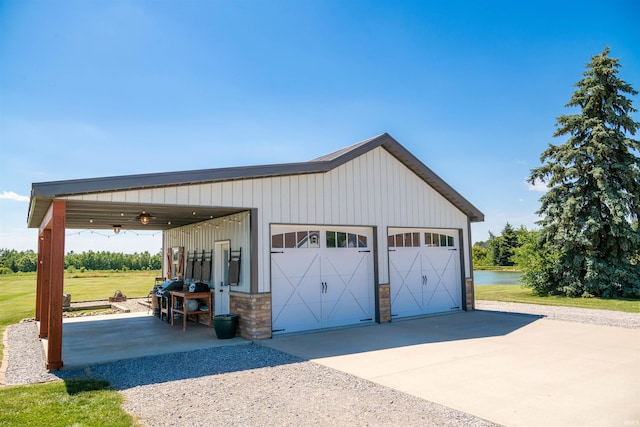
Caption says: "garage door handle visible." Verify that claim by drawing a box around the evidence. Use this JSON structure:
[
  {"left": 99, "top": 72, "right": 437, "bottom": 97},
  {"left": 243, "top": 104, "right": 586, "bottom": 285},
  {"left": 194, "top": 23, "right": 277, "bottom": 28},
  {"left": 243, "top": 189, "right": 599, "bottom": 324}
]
[
  {"left": 422, "top": 275, "right": 427, "bottom": 285},
  {"left": 321, "top": 282, "right": 327, "bottom": 293}
]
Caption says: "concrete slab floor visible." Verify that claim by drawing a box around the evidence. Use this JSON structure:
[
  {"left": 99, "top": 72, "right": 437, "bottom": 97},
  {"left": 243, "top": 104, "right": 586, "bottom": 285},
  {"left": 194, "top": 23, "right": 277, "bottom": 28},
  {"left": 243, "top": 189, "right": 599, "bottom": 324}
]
[
  {"left": 46, "top": 312, "right": 250, "bottom": 370},
  {"left": 259, "top": 310, "right": 640, "bottom": 427}
]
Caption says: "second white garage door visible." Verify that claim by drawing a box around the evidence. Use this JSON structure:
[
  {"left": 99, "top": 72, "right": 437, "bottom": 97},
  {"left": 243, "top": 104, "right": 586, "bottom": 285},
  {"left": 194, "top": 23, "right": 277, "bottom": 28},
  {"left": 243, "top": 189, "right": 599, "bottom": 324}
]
[
  {"left": 271, "top": 225, "right": 375, "bottom": 334},
  {"left": 389, "top": 228, "right": 462, "bottom": 318}
]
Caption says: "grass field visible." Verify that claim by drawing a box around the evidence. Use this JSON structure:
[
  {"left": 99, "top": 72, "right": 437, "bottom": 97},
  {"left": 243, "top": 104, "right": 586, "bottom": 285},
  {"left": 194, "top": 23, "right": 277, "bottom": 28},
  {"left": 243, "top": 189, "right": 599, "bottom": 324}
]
[{"left": 475, "top": 284, "right": 640, "bottom": 313}]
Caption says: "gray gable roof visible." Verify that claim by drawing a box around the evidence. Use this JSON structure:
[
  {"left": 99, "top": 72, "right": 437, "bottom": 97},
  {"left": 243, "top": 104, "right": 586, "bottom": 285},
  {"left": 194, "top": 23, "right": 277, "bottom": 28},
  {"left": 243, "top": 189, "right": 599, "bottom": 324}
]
[{"left": 28, "top": 133, "right": 484, "bottom": 227}]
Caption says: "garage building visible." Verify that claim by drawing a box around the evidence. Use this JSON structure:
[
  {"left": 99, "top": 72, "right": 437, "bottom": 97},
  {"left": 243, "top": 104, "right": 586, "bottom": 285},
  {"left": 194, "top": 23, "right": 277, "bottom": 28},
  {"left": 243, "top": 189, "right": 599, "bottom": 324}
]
[{"left": 28, "top": 133, "right": 484, "bottom": 369}]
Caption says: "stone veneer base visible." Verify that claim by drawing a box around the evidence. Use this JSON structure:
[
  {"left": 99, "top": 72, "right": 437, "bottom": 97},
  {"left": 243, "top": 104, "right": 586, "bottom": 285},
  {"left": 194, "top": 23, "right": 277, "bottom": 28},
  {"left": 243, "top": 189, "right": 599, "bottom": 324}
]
[
  {"left": 229, "top": 292, "right": 272, "bottom": 340},
  {"left": 378, "top": 283, "right": 391, "bottom": 323}
]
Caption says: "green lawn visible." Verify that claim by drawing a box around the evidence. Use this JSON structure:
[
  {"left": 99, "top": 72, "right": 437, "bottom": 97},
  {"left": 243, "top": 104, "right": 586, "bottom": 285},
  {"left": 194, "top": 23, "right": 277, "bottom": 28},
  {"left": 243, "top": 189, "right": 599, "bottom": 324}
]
[
  {"left": 0, "top": 379, "right": 137, "bottom": 426},
  {"left": 475, "top": 285, "right": 640, "bottom": 313}
]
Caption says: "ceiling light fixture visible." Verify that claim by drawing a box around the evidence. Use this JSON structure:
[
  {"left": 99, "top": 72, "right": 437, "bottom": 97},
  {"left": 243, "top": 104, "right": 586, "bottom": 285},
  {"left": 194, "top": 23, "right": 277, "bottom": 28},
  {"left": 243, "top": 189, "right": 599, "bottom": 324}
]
[{"left": 136, "top": 210, "right": 154, "bottom": 225}]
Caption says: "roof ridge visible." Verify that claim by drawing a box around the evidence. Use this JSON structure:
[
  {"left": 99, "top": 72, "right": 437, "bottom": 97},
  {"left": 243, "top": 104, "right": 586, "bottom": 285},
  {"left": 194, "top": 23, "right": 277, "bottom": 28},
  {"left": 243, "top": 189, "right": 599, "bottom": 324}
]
[{"left": 310, "top": 133, "right": 388, "bottom": 162}]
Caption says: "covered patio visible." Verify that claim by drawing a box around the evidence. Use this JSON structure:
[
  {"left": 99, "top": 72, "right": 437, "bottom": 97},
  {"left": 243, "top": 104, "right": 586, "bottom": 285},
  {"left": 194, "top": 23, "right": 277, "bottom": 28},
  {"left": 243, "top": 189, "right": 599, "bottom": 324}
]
[
  {"left": 28, "top": 195, "right": 253, "bottom": 370},
  {"left": 44, "top": 312, "right": 250, "bottom": 370}
]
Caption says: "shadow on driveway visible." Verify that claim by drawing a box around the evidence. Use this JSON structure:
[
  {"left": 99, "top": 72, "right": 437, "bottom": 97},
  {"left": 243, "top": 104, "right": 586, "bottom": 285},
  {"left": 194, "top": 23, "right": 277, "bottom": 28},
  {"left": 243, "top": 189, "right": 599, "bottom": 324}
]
[{"left": 258, "top": 310, "right": 541, "bottom": 359}]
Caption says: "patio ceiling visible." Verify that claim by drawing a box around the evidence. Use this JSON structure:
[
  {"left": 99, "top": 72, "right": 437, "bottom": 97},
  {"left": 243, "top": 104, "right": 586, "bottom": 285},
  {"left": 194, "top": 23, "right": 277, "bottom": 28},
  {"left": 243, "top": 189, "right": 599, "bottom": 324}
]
[{"left": 62, "top": 200, "right": 246, "bottom": 231}]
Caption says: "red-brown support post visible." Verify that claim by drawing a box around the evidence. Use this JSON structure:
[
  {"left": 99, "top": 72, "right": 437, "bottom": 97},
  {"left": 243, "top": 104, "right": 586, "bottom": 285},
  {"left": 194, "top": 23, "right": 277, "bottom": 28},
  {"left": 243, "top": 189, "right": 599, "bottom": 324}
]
[
  {"left": 38, "top": 229, "right": 51, "bottom": 339},
  {"left": 35, "top": 233, "right": 44, "bottom": 321},
  {"left": 46, "top": 200, "right": 65, "bottom": 370}
]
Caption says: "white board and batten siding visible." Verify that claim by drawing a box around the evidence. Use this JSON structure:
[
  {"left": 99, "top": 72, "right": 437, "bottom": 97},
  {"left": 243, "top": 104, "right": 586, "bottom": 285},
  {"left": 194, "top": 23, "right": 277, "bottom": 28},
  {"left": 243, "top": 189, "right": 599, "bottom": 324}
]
[
  {"left": 64, "top": 146, "right": 471, "bottom": 293},
  {"left": 163, "top": 215, "right": 252, "bottom": 293}
]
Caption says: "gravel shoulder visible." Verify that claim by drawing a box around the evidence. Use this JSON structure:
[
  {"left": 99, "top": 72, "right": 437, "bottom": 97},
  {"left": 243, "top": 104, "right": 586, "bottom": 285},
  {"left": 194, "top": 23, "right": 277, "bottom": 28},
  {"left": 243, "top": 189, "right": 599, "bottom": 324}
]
[{"left": 475, "top": 300, "right": 640, "bottom": 329}]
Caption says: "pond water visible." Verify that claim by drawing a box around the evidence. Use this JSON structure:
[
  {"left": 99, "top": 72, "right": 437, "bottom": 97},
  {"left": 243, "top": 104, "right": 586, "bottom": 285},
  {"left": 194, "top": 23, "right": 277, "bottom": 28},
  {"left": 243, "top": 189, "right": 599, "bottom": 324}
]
[{"left": 473, "top": 270, "right": 523, "bottom": 285}]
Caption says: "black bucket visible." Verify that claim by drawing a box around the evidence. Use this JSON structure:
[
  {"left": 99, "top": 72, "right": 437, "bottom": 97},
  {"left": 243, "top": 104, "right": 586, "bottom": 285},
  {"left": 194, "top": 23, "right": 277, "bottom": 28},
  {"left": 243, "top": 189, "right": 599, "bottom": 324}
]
[{"left": 213, "top": 314, "right": 239, "bottom": 339}]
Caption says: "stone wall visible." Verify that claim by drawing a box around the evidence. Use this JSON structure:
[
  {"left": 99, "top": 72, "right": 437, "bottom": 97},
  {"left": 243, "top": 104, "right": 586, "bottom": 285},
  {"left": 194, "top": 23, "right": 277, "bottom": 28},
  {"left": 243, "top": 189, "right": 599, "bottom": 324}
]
[
  {"left": 229, "top": 292, "right": 272, "bottom": 339},
  {"left": 465, "top": 277, "right": 475, "bottom": 311},
  {"left": 378, "top": 283, "right": 391, "bottom": 323}
]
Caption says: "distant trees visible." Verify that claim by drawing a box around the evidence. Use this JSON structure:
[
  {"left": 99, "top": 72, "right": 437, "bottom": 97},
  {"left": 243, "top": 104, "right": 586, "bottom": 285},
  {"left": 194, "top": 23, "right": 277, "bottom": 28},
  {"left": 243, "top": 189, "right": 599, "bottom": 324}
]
[
  {"left": 472, "top": 243, "right": 491, "bottom": 267},
  {"left": 0, "top": 249, "right": 162, "bottom": 274},
  {"left": 474, "top": 223, "right": 533, "bottom": 268},
  {"left": 0, "top": 249, "right": 37, "bottom": 273},
  {"left": 527, "top": 48, "right": 640, "bottom": 298}
]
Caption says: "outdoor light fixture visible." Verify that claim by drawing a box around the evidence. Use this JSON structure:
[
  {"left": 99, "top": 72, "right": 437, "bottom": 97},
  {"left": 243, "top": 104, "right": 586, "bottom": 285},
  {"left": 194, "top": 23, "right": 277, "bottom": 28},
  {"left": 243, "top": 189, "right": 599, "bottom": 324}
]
[
  {"left": 113, "top": 225, "right": 121, "bottom": 234},
  {"left": 135, "top": 211, "right": 154, "bottom": 225}
]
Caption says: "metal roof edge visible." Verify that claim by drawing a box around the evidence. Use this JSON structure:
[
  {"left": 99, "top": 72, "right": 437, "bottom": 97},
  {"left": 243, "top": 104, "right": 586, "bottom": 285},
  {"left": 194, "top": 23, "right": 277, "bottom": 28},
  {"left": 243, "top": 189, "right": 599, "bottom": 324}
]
[
  {"left": 30, "top": 161, "right": 332, "bottom": 198},
  {"left": 318, "top": 133, "right": 485, "bottom": 222}
]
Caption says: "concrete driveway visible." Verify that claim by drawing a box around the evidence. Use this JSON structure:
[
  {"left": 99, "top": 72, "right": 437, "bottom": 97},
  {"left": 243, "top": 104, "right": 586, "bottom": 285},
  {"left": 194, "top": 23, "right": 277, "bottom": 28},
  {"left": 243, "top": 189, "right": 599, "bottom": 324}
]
[{"left": 259, "top": 310, "right": 640, "bottom": 427}]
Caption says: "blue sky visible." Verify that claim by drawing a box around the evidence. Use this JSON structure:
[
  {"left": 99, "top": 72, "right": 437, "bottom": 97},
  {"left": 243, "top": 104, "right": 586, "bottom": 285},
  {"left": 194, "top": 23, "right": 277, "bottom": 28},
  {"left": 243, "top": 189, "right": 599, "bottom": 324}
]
[{"left": 1, "top": 0, "right": 638, "bottom": 254}]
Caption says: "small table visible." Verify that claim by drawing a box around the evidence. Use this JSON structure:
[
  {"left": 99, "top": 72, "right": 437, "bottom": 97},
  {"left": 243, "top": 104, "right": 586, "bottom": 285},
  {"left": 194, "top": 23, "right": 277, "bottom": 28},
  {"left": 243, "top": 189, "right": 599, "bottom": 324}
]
[{"left": 170, "top": 291, "right": 213, "bottom": 331}]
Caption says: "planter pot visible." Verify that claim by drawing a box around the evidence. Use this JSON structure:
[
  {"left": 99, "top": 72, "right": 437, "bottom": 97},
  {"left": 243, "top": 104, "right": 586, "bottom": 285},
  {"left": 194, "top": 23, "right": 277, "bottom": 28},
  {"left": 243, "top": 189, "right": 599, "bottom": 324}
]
[{"left": 213, "top": 314, "right": 239, "bottom": 339}]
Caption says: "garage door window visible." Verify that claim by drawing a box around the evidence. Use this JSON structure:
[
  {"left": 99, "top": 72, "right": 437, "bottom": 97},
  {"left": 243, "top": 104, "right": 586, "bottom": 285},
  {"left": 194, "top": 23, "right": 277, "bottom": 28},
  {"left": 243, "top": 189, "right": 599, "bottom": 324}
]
[
  {"left": 388, "top": 232, "right": 420, "bottom": 248},
  {"left": 326, "top": 231, "right": 368, "bottom": 248},
  {"left": 424, "top": 232, "right": 454, "bottom": 247},
  {"left": 272, "top": 230, "right": 320, "bottom": 249}
]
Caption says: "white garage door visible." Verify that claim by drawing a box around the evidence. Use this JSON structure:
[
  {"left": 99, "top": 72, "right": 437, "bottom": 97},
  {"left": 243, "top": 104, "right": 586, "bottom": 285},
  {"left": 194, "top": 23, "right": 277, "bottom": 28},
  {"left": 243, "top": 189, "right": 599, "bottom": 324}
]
[
  {"left": 271, "top": 225, "right": 375, "bottom": 334},
  {"left": 388, "top": 228, "right": 462, "bottom": 318}
]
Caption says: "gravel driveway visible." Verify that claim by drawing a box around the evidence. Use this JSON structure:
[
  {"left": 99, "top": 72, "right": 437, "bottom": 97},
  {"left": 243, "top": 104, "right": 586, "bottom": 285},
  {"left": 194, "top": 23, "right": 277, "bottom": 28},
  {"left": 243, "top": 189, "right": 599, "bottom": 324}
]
[{"left": 3, "top": 301, "right": 638, "bottom": 426}]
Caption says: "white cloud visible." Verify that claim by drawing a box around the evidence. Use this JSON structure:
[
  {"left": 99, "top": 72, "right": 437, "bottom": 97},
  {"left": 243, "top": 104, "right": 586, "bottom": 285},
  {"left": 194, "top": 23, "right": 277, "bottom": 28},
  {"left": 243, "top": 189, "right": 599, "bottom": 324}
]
[
  {"left": 0, "top": 191, "right": 30, "bottom": 202},
  {"left": 527, "top": 178, "right": 548, "bottom": 192}
]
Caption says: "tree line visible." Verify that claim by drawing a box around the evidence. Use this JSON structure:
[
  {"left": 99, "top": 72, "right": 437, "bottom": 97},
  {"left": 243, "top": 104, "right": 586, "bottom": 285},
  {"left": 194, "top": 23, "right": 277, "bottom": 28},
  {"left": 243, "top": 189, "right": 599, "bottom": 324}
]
[{"left": 0, "top": 249, "right": 162, "bottom": 274}]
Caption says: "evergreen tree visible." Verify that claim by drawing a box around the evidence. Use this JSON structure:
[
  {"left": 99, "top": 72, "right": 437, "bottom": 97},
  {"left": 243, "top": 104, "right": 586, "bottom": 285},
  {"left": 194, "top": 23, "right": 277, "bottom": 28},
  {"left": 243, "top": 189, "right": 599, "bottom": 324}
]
[
  {"left": 489, "top": 223, "right": 520, "bottom": 266},
  {"left": 528, "top": 47, "right": 640, "bottom": 298}
]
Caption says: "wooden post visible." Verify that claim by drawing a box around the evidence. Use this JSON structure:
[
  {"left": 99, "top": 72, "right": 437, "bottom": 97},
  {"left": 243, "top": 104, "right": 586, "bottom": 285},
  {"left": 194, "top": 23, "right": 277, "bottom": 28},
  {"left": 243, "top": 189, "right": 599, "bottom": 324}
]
[
  {"left": 35, "top": 232, "right": 44, "bottom": 321},
  {"left": 46, "top": 200, "right": 65, "bottom": 370},
  {"left": 38, "top": 229, "right": 51, "bottom": 339}
]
